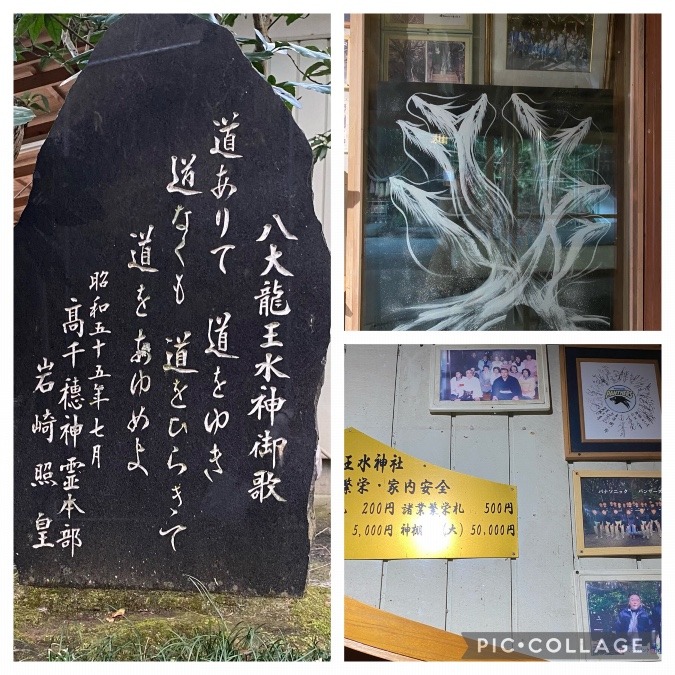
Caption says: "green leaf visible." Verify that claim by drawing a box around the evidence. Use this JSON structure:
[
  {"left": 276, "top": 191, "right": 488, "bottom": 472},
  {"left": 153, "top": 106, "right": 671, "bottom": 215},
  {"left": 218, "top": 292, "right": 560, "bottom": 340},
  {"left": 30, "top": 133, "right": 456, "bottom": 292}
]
[
  {"left": 284, "top": 14, "right": 305, "bottom": 25},
  {"left": 220, "top": 14, "right": 239, "bottom": 27},
  {"left": 15, "top": 14, "right": 37, "bottom": 39},
  {"left": 103, "top": 14, "right": 122, "bottom": 26},
  {"left": 270, "top": 85, "right": 300, "bottom": 109},
  {"left": 194, "top": 14, "right": 219, "bottom": 25},
  {"left": 27, "top": 15, "right": 45, "bottom": 43},
  {"left": 245, "top": 50, "right": 276, "bottom": 63},
  {"left": 287, "top": 42, "right": 330, "bottom": 60},
  {"left": 14, "top": 106, "right": 35, "bottom": 127},
  {"left": 43, "top": 15, "right": 63, "bottom": 44},
  {"left": 287, "top": 81, "right": 331, "bottom": 94},
  {"left": 303, "top": 61, "right": 331, "bottom": 79}
]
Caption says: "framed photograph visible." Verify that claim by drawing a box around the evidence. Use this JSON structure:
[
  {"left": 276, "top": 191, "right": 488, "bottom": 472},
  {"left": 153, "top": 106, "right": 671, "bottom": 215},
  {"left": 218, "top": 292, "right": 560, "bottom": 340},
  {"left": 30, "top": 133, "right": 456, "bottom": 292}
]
[
  {"left": 486, "top": 14, "right": 612, "bottom": 88},
  {"left": 561, "top": 346, "right": 661, "bottom": 460},
  {"left": 429, "top": 345, "right": 550, "bottom": 413},
  {"left": 575, "top": 571, "right": 661, "bottom": 659},
  {"left": 384, "top": 14, "right": 473, "bottom": 32},
  {"left": 572, "top": 471, "right": 661, "bottom": 557},
  {"left": 383, "top": 33, "right": 472, "bottom": 84}
]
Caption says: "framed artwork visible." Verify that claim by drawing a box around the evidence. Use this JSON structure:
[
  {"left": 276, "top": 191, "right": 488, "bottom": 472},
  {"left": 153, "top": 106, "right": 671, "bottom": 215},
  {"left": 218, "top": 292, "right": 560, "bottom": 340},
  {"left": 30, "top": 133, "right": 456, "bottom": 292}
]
[
  {"left": 486, "top": 14, "right": 612, "bottom": 88},
  {"left": 360, "top": 82, "right": 615, "bottom": 331},
  {"left": 383, "top": 33, "right": 472, "bottom": 84},
  {"left": 572, "top": 471, "right": 661, "bottom": 557},
  {"left": 575, "top": 571, "right": 661, "bottom": 659},
  {"left": 429, "top": 345, "right": 550, "bottom": 413},
  {"left": 561, "top": 346, "right": 661, "bottom": 460},
  {"left": 384, "top": 14, "right": 473, "bottom": 32}
]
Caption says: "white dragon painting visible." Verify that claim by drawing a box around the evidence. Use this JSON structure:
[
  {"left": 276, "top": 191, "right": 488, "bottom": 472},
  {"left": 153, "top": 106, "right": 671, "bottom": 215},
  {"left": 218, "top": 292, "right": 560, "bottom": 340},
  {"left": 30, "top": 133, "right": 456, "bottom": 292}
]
[{"left": 387, "top": 90, "right": 612, "bottom": 330}]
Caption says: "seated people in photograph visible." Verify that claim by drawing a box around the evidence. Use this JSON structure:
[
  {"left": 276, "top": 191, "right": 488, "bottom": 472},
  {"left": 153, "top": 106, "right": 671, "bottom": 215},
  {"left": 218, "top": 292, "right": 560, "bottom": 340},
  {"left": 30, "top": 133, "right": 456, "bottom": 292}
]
[
  {"left": 519, "top": 368, "right": 537, "bottom": 399},
  {"left": 449, "top": 370, "right": 465, "bottom": 400},
  {"left": 615, "top": 594, "right": 653, "bottom": 637},
  {"left": 523, "top": 352, "right": 537, "bottom": 376},
  {"left": 461, "top": 368, "right": 482, "bottom": 401},
  {"left": 478, "top": 352, "right": 491, "bottom": 372},
  {"left": 491, "top": 367, "right": 522, "bottom": 400},
  {"left": 479, "top": 365, "right": 493, "bottom": 400},
  {"left": 490, "top": 366, "right": 501, "bottom": 384}
]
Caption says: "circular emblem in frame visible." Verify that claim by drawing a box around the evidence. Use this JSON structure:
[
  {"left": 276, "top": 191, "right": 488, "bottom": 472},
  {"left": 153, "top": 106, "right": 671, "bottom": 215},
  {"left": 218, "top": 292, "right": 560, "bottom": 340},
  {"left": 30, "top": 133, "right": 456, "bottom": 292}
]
[{"left": 603, "top": 384, "right": 636, "bottom": 413}]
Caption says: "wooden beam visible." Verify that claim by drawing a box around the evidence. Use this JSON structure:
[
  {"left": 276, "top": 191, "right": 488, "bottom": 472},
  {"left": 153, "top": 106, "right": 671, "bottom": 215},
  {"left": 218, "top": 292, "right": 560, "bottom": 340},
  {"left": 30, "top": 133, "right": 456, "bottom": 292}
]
[
  {"left": 344, "top": 15, "right": 365, "bottom": 330},
  {"left": 345, "top": 597, "right": 544, "bottom": 662},
  {"left": 14, "top": 65, "right": 72, "bottom": 93},
  {"left": 643, "top": 14, "right": 661, "bottom": 329}
]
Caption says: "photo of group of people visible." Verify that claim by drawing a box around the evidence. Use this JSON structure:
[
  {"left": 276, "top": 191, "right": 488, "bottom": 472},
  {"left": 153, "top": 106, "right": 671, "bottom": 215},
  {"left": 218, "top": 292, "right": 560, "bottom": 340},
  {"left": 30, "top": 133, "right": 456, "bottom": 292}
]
[
  {"left": 576, "top": 473, "right": 661, "bottom": 553},
  {"left": 439, "top": 349, "right": 540, "bottom": 402},
  {"left": 505, "top": 14, "right": 594, "bottom": 72},
  {"left": 584, "top": 580, "right": 661, "bottom": 655}
]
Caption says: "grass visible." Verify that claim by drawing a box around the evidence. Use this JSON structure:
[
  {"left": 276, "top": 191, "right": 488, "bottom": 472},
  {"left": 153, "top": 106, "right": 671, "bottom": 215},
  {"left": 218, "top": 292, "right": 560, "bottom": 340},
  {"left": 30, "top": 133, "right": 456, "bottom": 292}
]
[{"left": 15, "top": 574, "right": 330, "bottom": 662}]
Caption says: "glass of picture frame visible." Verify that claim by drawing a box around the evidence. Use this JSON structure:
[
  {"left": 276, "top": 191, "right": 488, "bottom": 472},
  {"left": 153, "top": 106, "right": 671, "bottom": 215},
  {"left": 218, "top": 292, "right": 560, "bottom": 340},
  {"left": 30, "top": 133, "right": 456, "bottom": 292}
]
[
  {"left": 383, "top": 32, "right": 472, "bottom": 84},
  {"left": 486, "top": 14, "right": 613, "bottom": 88},
  {"left": 561, "top": 346, "right": 661, "bottom": 460},
  {"left": 429, "top": 345, "right": 550, "bottom": 413},
  {"left": 572, "top": 470, "right": 661, "bottom": 557},
  {"left": 575, "top": 571, "right": 661, "bottom": 660}
]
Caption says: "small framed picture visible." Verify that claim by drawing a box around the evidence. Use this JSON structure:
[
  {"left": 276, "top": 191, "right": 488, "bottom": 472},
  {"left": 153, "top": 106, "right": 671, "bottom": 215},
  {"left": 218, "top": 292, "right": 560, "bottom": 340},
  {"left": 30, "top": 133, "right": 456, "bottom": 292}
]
[
  {"left": 383, "top": 33, "right": 472, "bottom": 84},
  {"left": 576, "top": 571, "right": 661, "bottom": 659},
  {"left": 561, "top": 346, "right": 661, "bottom": 460},
  {"left": 487, "top": 14, "right": 612, "bottom": 88},
  {"left": 429, "top": 345, "right": 550, "bottom": 413},
  {"left": 572, "top": 470, "right": 661, "bottom": 557},
  {"left": 384, "top": 14, "right": 473, "bottom": 32}
]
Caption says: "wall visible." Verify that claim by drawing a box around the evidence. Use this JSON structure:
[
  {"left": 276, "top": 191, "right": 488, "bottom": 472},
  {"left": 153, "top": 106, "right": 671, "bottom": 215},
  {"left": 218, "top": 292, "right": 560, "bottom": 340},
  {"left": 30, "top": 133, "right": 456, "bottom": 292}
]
[{"left": 345, "top": 345, "right": 661, "bottom": 632}]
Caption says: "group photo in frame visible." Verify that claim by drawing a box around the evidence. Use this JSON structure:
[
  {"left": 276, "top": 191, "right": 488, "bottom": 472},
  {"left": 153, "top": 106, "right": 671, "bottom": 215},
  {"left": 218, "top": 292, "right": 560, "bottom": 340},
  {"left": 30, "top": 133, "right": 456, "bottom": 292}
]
[
  {"left": 572, "top": 471, "right": 661, "bottom": 557},
  {"left": 486, "top": 14, "right": 612, "bottom": 88},
  {"left": 430, "top": 345, "right": 550, "bottom": 413},
  {"left": 383, "top": 32, "right": 472, "bottom": 84},
  {"left": 575, "top": 571, "right": 661, "bottom": 659},
  {"left": 561, "top": 346, "right": 661, "bottom": 461},
  {"left": 383, "top": 14, "right": 473, "bottom": 32}
]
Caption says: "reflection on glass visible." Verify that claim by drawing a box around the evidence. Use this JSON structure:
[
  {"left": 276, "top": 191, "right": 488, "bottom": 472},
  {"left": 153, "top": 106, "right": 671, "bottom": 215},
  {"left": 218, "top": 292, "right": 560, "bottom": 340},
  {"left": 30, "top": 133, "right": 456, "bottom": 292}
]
[{"left": 363, "top": 83, "right": 616, "bottom": 330}]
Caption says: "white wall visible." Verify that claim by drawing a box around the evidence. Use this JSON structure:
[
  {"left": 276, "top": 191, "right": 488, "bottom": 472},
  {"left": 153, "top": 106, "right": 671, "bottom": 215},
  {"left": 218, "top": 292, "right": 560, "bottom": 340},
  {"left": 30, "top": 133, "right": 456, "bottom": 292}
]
[{"left": 345, "top": 345, "right": 661, "bottom": 632}]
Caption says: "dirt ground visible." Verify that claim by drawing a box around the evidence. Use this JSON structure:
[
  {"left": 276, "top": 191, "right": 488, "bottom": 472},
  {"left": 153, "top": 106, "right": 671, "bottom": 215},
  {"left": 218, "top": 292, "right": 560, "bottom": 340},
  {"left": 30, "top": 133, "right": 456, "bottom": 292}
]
[{"left": 14, "top": 501, "right": 331, "bottom": 660}]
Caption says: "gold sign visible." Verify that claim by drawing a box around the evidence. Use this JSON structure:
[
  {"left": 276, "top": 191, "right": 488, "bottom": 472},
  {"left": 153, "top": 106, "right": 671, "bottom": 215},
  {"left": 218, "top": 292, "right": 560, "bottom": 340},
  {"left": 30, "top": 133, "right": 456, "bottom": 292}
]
[{"left": 345, "top": 428, "right": 518, "bottom": 559}]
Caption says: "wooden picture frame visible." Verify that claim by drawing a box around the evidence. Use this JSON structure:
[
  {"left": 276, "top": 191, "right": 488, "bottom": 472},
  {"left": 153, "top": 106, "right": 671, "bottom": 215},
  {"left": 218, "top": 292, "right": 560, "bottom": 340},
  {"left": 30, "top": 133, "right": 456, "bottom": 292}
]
[
  {"left": 486, "top": 14, "right": 612, "bottom": 88},
  {"left": 572, "top": 470, "right": 661, "bottom": 557},
  {"left": 575, "top": 571, "right": 661, "bottom": 660},
  {"left": 383, "top": 14, "right": 473, "bottom": 32},
  {"left": 430, "top": 345, "right": 550, "bottom": 413},
  {"left": 561, "top": 346, "right": 661, "bottom": 460},
  {"left": 383, "top": 32, "right": 472, "bottom": 84}
]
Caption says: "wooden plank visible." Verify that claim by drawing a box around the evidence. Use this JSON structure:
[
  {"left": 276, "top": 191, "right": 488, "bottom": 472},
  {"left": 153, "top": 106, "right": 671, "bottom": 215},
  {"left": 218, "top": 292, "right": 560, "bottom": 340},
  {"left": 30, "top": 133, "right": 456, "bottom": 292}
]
[
  {"left": 344, "top": 639, "right": 419, "bottom": 661},
  {"left": 448, "top": 414, "right": 511, "bottom": 633},
  {"left": 381, "top": 559, "right": 448, "bottom": 629},
  {"left": 643, "top": 14, "right": 661, "bottom": 329},
  {"left": 345, "top": 560, "right": 385, "bottom": 607},
  {"left": 511, "top": 345, "right": 576, "bottom": 631},
  {"left": 382, "top": 346, "right": 451, "bottom": 627},
  {"left": 14, "top": 65, "right": 73, "bottom": 93},
  {"left": 345, "top": 345, "right": 398, "bottom": 444},
  {"left": 344, "top": 14, "right": 365, "bottom": 330},
  {"left": 345, "top": 344, "right": 398, "bottom": 606},
  {"left": 345, "top": 596, "right": 543, "bottom": 661}
]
